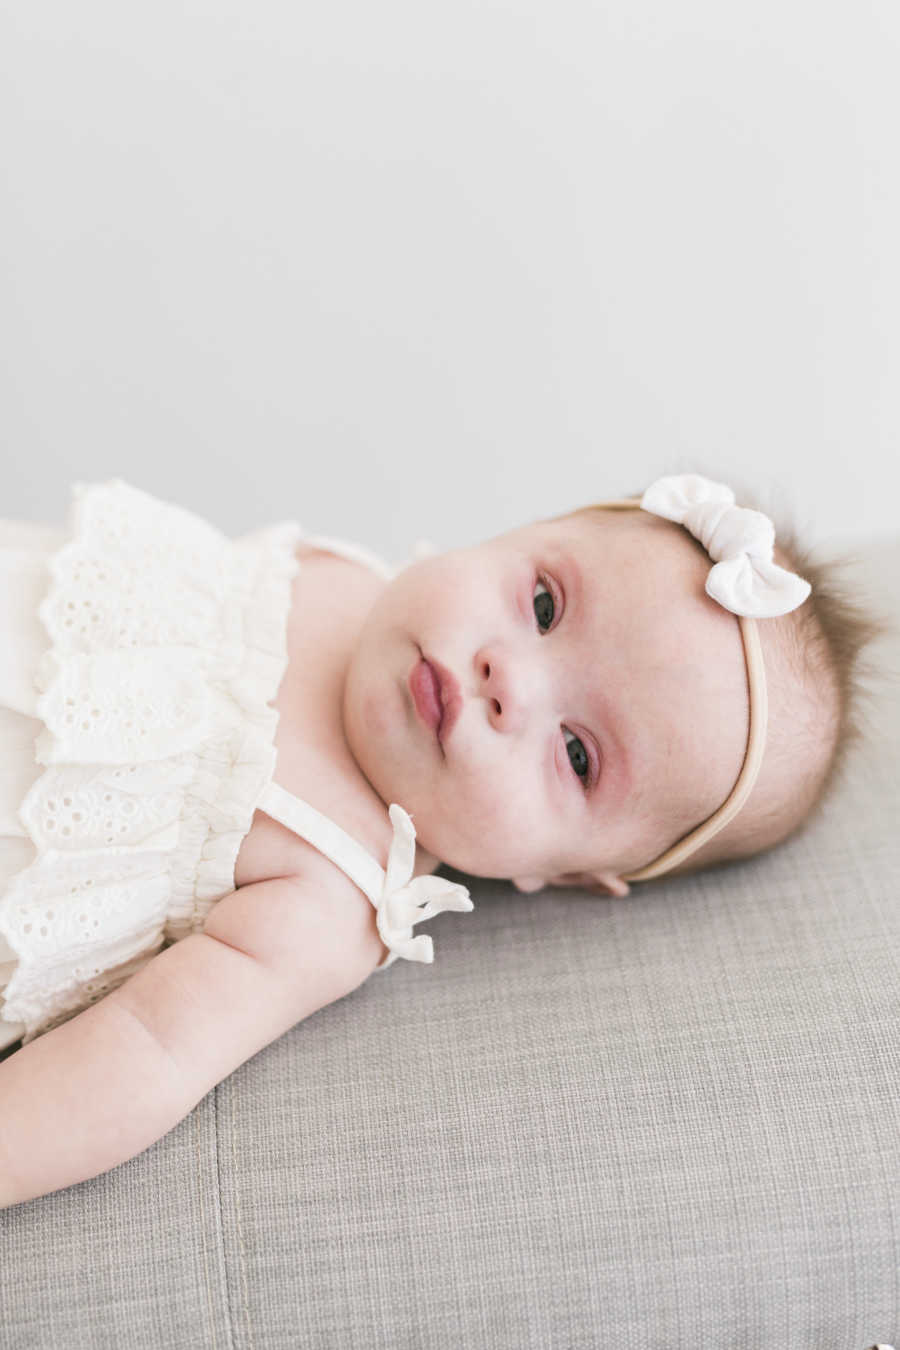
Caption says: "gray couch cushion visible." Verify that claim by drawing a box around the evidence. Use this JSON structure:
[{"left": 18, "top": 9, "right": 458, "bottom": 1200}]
[{"left": 1, "top": 538, "right": 898, "bottom": 1350}]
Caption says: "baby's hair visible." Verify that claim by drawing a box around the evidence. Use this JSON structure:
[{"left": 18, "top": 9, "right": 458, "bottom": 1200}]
[
  {"left": 766, "top": 522, "right": 891, "bottom": 824},
  {"left": 560, "top": 473, "right": 893, "bottom": 872}
]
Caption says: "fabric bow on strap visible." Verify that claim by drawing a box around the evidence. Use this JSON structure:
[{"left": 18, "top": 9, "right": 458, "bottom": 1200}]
[
  {"left": 377, "top": 804, "right": 474, "bottom": 966},
  {"left": 641, "top": 474, "right": 811, "bottom": 618}
]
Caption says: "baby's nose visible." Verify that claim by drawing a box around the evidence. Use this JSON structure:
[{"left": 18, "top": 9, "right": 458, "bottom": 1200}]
[{"left": 476, "top": 648, "right": 538, "bottom": 734}]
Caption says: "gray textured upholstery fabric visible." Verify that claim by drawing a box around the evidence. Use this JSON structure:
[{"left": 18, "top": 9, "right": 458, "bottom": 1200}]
[{"left": 1, "top": 538, "right": 898, "bottom": 1350}]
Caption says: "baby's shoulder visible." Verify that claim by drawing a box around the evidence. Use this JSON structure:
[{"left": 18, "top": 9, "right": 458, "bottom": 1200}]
[{"left": 233, "top": 535, "right": 432, "bottom": 915}]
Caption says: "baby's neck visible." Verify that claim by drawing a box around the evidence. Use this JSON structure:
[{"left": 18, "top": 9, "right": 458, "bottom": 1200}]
[{"left": 267, "top": 544, "right": 442, "bottom": 881}]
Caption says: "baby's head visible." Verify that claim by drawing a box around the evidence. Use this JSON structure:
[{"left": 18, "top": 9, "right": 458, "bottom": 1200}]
[{"left": 343, "top": 474, "right": 884, "bottom": 893}]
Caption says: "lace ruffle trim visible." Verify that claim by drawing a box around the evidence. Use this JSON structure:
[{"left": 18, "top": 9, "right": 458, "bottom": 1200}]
[{"left": 0, "top": 480, "right": 301, "bottom": 1041}]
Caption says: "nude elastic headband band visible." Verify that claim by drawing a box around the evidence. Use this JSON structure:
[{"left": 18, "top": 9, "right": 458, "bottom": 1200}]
[{"left": 592, "top": 474, "right": 812, "bottom": 883}]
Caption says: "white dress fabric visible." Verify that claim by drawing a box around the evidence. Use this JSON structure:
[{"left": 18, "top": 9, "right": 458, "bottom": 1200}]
[{"left": 0, "top": 481, "right": 471, "bottom": 1049}]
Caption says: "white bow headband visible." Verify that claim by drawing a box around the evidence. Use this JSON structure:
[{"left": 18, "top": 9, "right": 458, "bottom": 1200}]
[{"left": 594, "top": 474, "right": 812, "bottom": 882}]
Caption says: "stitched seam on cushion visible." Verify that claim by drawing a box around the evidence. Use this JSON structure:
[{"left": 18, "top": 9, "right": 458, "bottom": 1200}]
[
  {"left": 213, "top": 1082, "right": 239, "bottom": 1350},
  {"left": 231, "top": 1074, "right": 256, "bottom": 1350},
  {"left": 194, "top": 1100, "right": 220, "bottom": 1349}
]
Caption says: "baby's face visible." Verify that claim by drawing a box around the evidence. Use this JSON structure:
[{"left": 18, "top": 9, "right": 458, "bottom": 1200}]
[{"left": 343, "top": 508, "right": 750, "bottom": 889}]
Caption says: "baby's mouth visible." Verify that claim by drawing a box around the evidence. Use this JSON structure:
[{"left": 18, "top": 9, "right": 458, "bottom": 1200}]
[
  {"left": 410, "top": 657, "right": 443, "bottom": 737},
  {"left": 428, "top": 656, "right": 463, "bottom": 745},
  {"left": 409, "top": 649, "right": 463, "bottom": 747}
]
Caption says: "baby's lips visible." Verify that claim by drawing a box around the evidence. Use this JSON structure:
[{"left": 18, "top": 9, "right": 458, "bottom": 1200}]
[{"left": 428, "top": 657, "right": 462, "bottom": 744}]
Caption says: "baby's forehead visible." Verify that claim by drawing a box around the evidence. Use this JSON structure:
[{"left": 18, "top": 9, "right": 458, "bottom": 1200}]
[
  {"left": 481, "top": 510, "right": 747, "bottom": 688},
  {"left": 525, "top": 509, "right": 714, "bottom": 604},
  {"left": 525, "top": 509, "right": 745, "bottom": 673}
]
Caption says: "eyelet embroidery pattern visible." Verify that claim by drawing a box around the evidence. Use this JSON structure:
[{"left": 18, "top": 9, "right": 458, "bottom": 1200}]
[{"left": 0, "top": 480, "right": 302, "bottom": 1043}]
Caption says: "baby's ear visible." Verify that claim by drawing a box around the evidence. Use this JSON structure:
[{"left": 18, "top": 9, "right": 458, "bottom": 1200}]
[{"left": 547, "top": 870, "right": 631, "bottom": 898}]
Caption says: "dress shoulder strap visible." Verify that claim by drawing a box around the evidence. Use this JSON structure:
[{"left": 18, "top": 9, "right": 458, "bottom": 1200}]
[
  {"left": 258, "top": 783, "right": 385, "bottom": 907},
  {"left": 297, "top": 529, "right": 396, "bottom": 581},
  {"left": 255, "top": 781, "right": 472, "bottom": 970}
]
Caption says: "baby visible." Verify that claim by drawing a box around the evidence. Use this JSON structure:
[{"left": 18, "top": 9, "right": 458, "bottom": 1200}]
[{"left": 0, "top": 472, "right": 880, "bottom": 1207}]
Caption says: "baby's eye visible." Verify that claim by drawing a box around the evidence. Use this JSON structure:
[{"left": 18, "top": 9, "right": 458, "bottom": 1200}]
[
  {"left": 533, "top": 579, "right": 555, "bottom": 632},
  {"left": 563, "top": 729, "right": 591, "bottom": 786}
]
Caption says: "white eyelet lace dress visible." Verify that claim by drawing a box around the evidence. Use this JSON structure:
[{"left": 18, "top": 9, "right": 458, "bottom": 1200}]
[{"left": 0, "top": 480, "right": 472, "bottom": 1049}]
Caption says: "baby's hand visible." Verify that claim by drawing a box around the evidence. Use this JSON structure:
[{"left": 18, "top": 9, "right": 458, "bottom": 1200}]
[
  {"left": 513, "top": 872, "right": 630, "bottom": 897},
  {"left": 512, "top": 876, "right": 546, "bottom": 894}
]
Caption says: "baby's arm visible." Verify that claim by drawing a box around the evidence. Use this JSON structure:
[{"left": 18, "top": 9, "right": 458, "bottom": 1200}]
[{"left": 0, "top": 873, "right": 384, "bottom": 1208}]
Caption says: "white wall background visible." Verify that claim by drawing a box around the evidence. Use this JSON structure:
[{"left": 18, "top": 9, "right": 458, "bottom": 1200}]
[{"left": 1, "top": 0, "right": 897, "bottom": 561}]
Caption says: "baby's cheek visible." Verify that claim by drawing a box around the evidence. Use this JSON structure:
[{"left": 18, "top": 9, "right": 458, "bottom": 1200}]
[
  {"left": 447, "top": 769, "right": 515, "bottom": 829},
  {"left": 441, "top": 783, "right": 544, "bottom": 874}
]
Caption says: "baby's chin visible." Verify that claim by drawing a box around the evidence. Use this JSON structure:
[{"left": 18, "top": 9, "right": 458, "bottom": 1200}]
[{"left": 413, "top": 822, "right": 541, "bottom": 882}]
